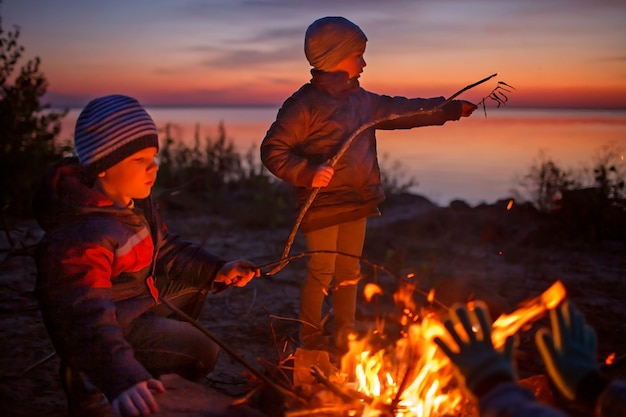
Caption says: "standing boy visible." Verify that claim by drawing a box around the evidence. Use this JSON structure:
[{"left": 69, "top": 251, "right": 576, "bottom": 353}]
[
  {"left": 261, "top": 16, "right": 476, "bottom": 355},
  {"left": 34, "top": 94, "right": 257, "bottom": 416}
]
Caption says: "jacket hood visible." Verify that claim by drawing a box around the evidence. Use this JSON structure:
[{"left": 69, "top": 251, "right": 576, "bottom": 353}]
[{"left": 33, "top": 157, "right": 126, "bottom": 231}]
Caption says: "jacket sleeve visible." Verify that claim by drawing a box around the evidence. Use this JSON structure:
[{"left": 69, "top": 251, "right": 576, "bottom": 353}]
[
  {"left": 35, "top": 236, "right": 153, "bottom": 401},
  {"left": 371, "top": 94, "right": 463, "bottom": 130},
  {"left": 146, "top": 199, "right": 226, "bottom": 290},
  {"left": 154, "top": 230, "right": 226, "bottom": 289},
  {"left": 478, "top": 382, "right": 569, "bottom": 417},
  {"left": 260, "top": 94, "right": 320, "bottom": 188}
]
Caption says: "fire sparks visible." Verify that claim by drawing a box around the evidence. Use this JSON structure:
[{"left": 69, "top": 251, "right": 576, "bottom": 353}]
[
  {"left": 426, "top": 289, "right": 435, "bottom": 304},
  {"left": 364, "top": 283, "right": 384, "bottom": 302},
  {"left": 333, "top": 281, "right": 567, "bottom": 416},
  {"left": 605, "top": 352, "right": 616, "bottom": 366}
]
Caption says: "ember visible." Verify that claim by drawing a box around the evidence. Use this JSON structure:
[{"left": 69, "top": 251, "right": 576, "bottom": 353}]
[
  {"left": 289, "top": 281, "right": 566, "bottom": 417},
  {"left": 606, "top": 352, "right": 616, "bottom": 366}
]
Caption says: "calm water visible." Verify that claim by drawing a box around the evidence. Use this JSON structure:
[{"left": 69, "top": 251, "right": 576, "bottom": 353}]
[{"left": 58, "top": 107, "right": 626, "bottom": 206}]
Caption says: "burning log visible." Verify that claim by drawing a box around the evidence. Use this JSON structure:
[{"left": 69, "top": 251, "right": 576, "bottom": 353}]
[{"left": 490, "top": 281, "right": 566, "bottom": 348}]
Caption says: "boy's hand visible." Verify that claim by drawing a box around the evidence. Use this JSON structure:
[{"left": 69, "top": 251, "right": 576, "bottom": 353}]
[
  {"left": 312, "top": 163, "right": 334, "bottom": 188},
  {"left": 459, "top": 100, "right": 477, "bottom": 117},
  {"left": 112, "top": 378, "right": 164, "bottom": 417},
  {"left": 214, "top": 260, "right": 258, "bottom": 287}
]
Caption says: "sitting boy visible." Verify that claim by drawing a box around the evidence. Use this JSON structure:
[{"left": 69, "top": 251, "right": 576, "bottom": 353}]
[{"left": 33, "top": 94, "right": 257, "bottom": 417}]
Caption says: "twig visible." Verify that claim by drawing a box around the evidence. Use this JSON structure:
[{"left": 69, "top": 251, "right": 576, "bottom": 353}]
[
  {"left": 268, "top": 73, "right": 500, "bottom": 275},
  {"left": 390, "top": 360, "right": 413, "bottom": 412},
  {"left": 446, "top": 72, "right": 499, "bottom": 102},
  {"left": 261, "top": 250, "right": 398, "bottom": 280},
  {"left": 310, "top": 365, "right": 372, "bottom": 404},
  {"left": 261, "top": 250, "right": 450, "bottom": 309},
  {"left": 268, "top": 314, "right": 319, "bottom": 329},
  {"left": 480, "top": 81, "right": 516, "bottom": 116},
  {"left": 230, "top": 383, "right": 264, "bottom": 406},
  {"left": 257, "top": 356, "right": 294, "bottom": 388}
]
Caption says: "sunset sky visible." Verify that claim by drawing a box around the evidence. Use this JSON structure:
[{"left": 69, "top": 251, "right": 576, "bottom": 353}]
[{"left": 3, "top": 0, "right": 626, "bottom": 109}]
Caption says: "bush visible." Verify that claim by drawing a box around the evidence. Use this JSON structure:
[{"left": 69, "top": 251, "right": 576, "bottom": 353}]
[
  {"left": 516, "top": 150, "right": 576, "bottom": 213},
  {"left": 518, "top": 144, "right": 626, "bottom": 242},
  {"left": 588, "top": 142, "right": 625, "bottom": 203},
  {"left": 154, "top": 122, "right": 295, "bottom": 228},
  {"left": 154, "top": 126, "right": 422, "bottom": 228},
  {"left": 0, "top": 20, "right": 69, "bottom": 217}
]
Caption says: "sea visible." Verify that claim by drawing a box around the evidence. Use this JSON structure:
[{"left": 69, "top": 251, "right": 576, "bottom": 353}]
[{"left": 57, "top": 107, "right": 626, "bottom": 207}]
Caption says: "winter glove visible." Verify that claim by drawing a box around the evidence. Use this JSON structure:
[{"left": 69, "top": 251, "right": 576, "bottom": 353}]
[
  {"left": 535, "top": 300, "right": 600, "bottom": 401},
  {"left": 434, "top": 301, "right": 517, "bottom": 397}
]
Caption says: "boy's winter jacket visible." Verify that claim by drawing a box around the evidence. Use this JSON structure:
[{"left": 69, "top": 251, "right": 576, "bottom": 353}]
[
  {"left": 33, "top": 157, "right": 226, "bottom": 400},
  {"left": 261, "top": 69, "right": 464, "bottom": 232}
]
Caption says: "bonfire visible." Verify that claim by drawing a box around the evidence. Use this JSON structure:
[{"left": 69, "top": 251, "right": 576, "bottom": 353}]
[{"left": 280, "top": 280, "right": 567, "bottom": 417}]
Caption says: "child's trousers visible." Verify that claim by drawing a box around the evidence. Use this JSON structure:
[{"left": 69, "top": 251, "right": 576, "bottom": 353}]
[
  {"left": 125, "top": 280, "right": 220, "bottom": 380},
  {"left": 300, "top": 217, "right": 366, "bottom": 351}
]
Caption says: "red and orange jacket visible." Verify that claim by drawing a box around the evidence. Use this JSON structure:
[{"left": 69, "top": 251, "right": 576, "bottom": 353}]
[
  {"left": 261, "top": 69, "right": 464, "bottom": 232},
  {"left": 33, "top": 157, "right": 225, "bottom": 400}
]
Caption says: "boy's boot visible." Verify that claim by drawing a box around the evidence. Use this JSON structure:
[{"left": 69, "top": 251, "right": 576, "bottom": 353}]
[{"left": 60, "top": 363, "right": 115, "bottom": 417}]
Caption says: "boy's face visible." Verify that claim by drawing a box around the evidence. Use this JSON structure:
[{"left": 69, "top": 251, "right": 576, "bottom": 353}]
[
  {"left": 330, "top": 46, "right": 366, "bottom": 79},
  {"left": 95, "top": 147, "right": 159, "bottom": 207}
]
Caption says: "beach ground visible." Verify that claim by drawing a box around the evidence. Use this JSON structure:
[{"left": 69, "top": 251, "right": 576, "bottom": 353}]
[{"left": 1, "top": 195, "right": 625, "bottom": 416}]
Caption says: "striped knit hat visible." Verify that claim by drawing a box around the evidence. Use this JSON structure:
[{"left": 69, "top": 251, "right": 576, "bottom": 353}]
[
  {"left": 304, "top": 16, "right": 367, "bottom": 71},
  {"left": 74, "top": 94, "right": 159, "bottom": 175}
]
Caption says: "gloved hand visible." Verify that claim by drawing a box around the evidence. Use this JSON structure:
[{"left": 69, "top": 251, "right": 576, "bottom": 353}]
[
  {"left": 434, "top": 301, "right": 517, "bottom": 397},
  {"left": 535, "top": 300, "right": 600, "bottom": 400}
]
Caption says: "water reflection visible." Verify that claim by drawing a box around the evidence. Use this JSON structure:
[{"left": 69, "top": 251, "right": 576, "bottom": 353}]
[{"left": 58, "top": 107, "right": 626, "bottom": 206}]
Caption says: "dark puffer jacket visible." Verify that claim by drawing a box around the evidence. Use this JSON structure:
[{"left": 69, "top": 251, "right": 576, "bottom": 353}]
[
  {"left": 261, "top": 69, "right": 464, "bottom": 232},
  {"left": 33, "top": 157, "right": 225, "bottom": 400}
]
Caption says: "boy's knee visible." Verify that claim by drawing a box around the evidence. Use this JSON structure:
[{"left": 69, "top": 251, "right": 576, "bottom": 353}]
[
  {"left": 201, "top": 341, "right": 220, "bottom": 372},
  {"left": 179, "top": 340, "right": 220, "bottom": 380}
]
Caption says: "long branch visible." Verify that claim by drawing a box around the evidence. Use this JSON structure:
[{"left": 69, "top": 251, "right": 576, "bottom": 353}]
[{"left": 259, "top": 250, "right": 449, "bottom": 309}]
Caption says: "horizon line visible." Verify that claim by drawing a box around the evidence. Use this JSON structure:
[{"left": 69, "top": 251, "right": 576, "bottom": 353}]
[{"left": 48, "top": 103, "right": 626, "bottom": 112}]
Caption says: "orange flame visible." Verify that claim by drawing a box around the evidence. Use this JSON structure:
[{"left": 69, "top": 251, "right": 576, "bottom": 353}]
[{"left": 339, "top": 281, "right": 567, "bottom": 416}]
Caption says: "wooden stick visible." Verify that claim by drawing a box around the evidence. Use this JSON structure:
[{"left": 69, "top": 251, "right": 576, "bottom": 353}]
[
  {"left": 267, "top": 73, "right": 499, "bottom": 275},
  {"left": 260, "top": 250, "right": 450, "bottom": 309}
]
